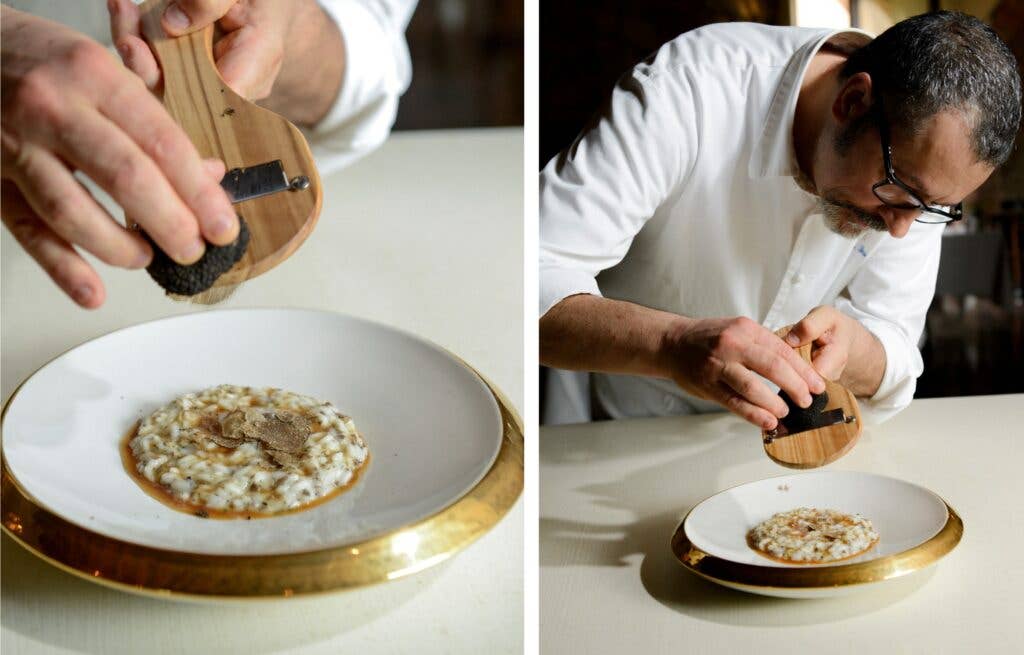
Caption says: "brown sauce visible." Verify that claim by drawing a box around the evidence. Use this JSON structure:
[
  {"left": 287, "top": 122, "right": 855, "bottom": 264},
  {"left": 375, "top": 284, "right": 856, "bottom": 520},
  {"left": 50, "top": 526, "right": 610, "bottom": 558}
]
[
  {"left": 746, "top": 531, "right": 879, "bottom": 565},
  {"left": 120, "top": 420, "right": 370, "bottom": 520}
]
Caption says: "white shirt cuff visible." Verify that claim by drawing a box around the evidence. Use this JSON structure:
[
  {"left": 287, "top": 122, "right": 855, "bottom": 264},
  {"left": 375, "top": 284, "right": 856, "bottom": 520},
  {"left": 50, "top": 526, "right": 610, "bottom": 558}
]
[
  {"left": 309, "top": 0, "right": 411, "bottom": 173},
  {"left": 852, "top": 315, "right": 923, "bottom": 425}
]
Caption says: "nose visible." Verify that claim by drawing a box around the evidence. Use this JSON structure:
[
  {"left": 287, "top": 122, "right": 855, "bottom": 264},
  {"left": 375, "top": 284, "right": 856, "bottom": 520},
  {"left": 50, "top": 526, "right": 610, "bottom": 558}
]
[{"left": 880, "top": 206, "right": 920, "bottom": 238}]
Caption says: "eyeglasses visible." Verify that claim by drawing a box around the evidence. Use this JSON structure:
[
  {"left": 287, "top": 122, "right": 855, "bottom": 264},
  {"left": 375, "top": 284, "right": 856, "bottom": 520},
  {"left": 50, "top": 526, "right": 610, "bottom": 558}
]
[{"left": 872, "top": 101, "right": 963, "bottom": 224}]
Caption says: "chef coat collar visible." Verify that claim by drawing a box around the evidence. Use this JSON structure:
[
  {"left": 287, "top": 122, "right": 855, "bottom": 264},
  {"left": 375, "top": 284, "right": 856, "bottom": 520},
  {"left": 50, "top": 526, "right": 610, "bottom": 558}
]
[{"left": 749, "top": 29, "right": 873, "bottom": 180}]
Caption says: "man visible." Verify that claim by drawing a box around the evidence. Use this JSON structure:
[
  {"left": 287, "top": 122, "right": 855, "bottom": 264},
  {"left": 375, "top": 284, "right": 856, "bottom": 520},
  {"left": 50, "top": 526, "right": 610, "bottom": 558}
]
[
  {"left": 1, "top": 0, "right": 414, "bottom": 308},
  {"left": 539, "top": 12, "right": 1020, "bottom": 428}
]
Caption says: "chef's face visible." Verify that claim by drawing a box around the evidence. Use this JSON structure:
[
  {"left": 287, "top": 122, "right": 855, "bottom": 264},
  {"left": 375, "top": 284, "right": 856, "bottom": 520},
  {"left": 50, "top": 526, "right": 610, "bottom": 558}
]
[{"left": 813, "top": 77, "right": 993, "bottom": 239}]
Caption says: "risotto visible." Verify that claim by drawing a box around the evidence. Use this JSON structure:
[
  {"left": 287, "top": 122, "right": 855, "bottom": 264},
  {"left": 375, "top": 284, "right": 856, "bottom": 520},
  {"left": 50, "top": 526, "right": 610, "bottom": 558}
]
[
  {"left": 748, "top": 507, "right": 878, "bottom": 564},
  {"left": 124, "top": 385, "right": 369, "bottom": 518}
]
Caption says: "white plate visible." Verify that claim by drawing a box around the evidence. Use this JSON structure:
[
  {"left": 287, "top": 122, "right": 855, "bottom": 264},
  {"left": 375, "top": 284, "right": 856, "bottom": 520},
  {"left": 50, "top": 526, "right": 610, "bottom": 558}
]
[
  {"left": 673, "top": 471, "right": 962, "bottom": 598},
  {"left": 2, "top": 308, "right": 503, "bottom": 556}
]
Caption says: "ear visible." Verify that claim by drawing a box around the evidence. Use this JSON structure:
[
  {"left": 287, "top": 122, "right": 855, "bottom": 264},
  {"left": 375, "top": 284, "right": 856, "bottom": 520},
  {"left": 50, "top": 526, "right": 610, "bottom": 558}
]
[{"left": 832, "top": 72, "right": 874, "bottom": 125}]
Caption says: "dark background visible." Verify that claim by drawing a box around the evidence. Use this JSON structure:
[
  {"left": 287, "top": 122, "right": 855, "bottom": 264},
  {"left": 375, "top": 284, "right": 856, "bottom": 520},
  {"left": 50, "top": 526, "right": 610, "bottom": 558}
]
[
  {"left": 395, "top": 0, "right": 523, "bottom": 129},
  {"left": 539, "top": 0, "right": 1024, "bottom": 411}
]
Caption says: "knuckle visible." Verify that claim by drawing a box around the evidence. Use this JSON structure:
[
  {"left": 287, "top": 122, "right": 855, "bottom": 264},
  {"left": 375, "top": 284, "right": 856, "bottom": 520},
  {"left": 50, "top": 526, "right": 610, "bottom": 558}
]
[
  {"left": 11, "top": 70, "right": 63, "bottom": 125},
  {"left": 110, "top": 156, "right": 144, "bottom": 197},
  {"left": 701, "top": 359, "right": 723, "bottom": 382},
  {"left": 192, "top": 180, "right": 229, "bottom": 213},
  {"left": 734, "top": 316, "right": 755, "bottom": 331},
  {"left": 145, "top": 128, "right": 185, "bottom": 164},
  {"left": 7, "top": 214, "right": 43, "bottom": 248},
  {"left": 716, "top": 330, "right": 737, "bottom": 351},
  {"left": 66, "top": 40, "right": 112, "bottom": 76},
  {"left": 151, "top": 213, "right": 198, "bottom": 247},
  {"left": 41, "top": 194, "right": 81, "bottom": 235}
]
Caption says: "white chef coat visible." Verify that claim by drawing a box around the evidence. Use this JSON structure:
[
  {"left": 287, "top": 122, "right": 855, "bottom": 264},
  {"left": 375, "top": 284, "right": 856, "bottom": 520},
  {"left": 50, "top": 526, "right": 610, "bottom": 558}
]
[
  {"left": 539, "top": 23, "right": 944, "bottom": 425},
  {"left": 4, "top": 0, "right": 414, "bottom": 174}
]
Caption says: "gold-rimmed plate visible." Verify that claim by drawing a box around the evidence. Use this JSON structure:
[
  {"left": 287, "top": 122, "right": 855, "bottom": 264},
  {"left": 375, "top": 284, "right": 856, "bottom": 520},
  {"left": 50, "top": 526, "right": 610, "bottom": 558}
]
[
  {"left": 671, "top": 471, "right": 962, "bottom": 598},
  {"left": 1, "top": 308, "right": 523, "bottom": 600}
]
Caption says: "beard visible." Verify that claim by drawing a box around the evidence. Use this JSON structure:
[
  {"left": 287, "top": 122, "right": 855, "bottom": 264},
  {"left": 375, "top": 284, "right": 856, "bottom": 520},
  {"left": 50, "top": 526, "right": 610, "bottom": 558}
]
[
  {"left": 818, "top": 116, "right": 889, "bottom": 237},
  {"left": 818, "top": 194, "right": 889, "bottom": 238}
]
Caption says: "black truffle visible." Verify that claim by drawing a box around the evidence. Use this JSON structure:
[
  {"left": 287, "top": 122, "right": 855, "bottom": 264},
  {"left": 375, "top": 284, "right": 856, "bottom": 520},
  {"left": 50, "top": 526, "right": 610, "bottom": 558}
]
[
  {"left": 778, "top": 389, "right": 829, "bottom": 433},
  {"left": 143, "top": 216, "right": 250, "bottom": 296}
]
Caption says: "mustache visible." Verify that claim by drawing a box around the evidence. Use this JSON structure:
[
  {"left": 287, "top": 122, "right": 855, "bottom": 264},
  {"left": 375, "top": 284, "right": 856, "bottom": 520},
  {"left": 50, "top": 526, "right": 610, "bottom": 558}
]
[{"left": 818, "top": 195, "right": 888, "bottom": 234}]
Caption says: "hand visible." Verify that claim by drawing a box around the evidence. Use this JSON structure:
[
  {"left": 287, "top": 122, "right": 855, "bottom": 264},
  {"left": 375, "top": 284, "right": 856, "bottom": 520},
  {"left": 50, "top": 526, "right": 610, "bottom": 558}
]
[
  {"left": 783, "top": 305, "right": 886, "bottom": 396},
  {"left": 663, "top": 316, "right": 827, "bottom": 430},
  {"left": 0, "top": 6, "right": 238, "bottom": 308},
  {"left": 109, "top": 0, "right": 339, "bottom": 124}
]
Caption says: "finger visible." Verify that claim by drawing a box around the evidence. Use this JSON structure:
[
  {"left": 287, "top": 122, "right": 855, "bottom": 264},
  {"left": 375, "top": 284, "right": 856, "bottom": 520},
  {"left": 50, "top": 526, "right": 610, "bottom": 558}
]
[
  {"left": 784, "top": 306, "right": 834, "bottom": 347},
  {"left": 720, "top": 361, "right": 790, "bottom": 419},
  {"left": 202, "top": 157, "right": 226, "bottom": 179},
  {"left": 10, "top": 143, "right": 152, "bottom": 268},
  {"left": 162, "top": 0, "right": 238, "bottom": 36},
  {"left": 35, "top": 103, "right": 206, "bottom": 264},
  {"left": 107, "top": 0, "right": 136, "bottom": 39},
  {"left": 766, "top": 330, "right": 826, "bottom": 395},
  {"left": 95, "top": 83, "right": 239, "bottom": 247},
  {"left": 1, "top": 181, "right": 106, "bottom": 309},
  {"left": 742, "top": 341, "right": 817, "bottom": 408},
  {"left": 811, "top": 343, "right": 847, "bottom": 381},
  {"left": 213, "top": 26, "right": 282, "bottom": 99},
  {"left": 116, "top": 34, "right": 162, "bottom": 91},
  {"left": 109, "top": 0, "right": 160, "bottom": 90},
  {"left": 711, "top": 381, "right": 780, "bottom": 431}
]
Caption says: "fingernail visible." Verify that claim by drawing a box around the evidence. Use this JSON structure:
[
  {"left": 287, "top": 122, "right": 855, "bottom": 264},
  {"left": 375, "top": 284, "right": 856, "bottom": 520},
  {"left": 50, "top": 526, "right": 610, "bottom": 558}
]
[
  {"left": 778, "top": 405, "right": 789, "bottom": 418},
  {"left": 164, "top": 3, "right": 191, "bottom": 31},
  {"left": 212, "top": 213, "right": 237, "bottom": 240},
  {"left": 118, "top": 42, "right": 132, "bottom": 63},
  {"left": 813, "top": 376, "right": 826, "bottom": 393},
  {"left": 181, "top": 240, "right": 205, "bottom": 263},
  {"left": 785, "top": 333, "right": 799, "bottom": 346},
  {"left": 134, "top": 249, "right": 152, "bottom": 268},
  {"left": 73, "top": 285, "right": 93, "bottom": 305},
  {"left": 764, "top": 418, "right": 777, "bottom": 430}
]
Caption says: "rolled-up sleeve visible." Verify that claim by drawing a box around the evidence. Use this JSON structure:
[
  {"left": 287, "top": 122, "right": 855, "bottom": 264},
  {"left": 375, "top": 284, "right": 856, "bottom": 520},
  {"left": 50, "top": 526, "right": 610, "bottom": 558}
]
[
  {"left": 539, "top": 69, "right": 697, "bottom": 317},
  {"left": 311, "top": 0, "right": 415, "bottom": 173},
  {"left": 834, "top": 222, "right": 943, "bottom": 423}
]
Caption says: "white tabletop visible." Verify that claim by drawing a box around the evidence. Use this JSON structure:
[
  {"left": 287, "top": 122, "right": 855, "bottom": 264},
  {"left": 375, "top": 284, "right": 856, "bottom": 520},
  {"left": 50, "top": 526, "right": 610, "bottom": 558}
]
[
  {"left": 541, "top": 394, "right": 1024, "bottom": 654},
  {"left": 1, "top": 127, "right": 523, "bottom": 655}
]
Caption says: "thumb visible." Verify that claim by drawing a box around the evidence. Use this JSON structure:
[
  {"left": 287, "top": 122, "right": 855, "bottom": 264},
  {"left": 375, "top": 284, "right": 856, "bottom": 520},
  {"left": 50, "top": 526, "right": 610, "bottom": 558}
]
[
  {"left": 162, "top": 0, "right": 237, "bottom": 36},
  {"left": 784, "top": 306, "right": 833, "bottom": 347}
]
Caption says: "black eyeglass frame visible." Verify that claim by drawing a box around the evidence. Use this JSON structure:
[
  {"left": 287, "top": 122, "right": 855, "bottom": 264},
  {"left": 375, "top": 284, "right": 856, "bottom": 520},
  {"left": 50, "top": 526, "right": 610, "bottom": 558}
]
[{"left": 871, "top": 101, "right": 963, "bottom": 223}]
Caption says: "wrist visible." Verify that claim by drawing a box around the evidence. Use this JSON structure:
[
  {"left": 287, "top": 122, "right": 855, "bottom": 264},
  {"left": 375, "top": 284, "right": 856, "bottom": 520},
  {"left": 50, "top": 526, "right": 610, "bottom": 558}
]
[
  {"left": 655, "top": 314, "right": 697, "bottom": 380},
  {"left": 842, "top": 317, "right": 885, "bottom": 396},
  {"left": 267, "top": 0, "right": 343, "bottom": 126}
]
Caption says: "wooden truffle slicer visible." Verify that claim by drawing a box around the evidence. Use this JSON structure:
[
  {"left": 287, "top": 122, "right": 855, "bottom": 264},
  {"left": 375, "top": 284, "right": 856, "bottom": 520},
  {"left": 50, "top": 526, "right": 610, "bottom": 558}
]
[
  {"left": 138, "top": 0, "right": 322, "bottom": 302},
  {"left": 761, "top": 332, "right": 862, "bottom": 469}
]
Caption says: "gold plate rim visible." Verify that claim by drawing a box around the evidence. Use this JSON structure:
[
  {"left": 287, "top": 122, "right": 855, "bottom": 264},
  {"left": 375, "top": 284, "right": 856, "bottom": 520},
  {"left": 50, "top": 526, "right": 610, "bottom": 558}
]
[
  {"left": 1, "top": 310, "right": 523, "bottom": 601},
  {"left": 670, "top": 489, "right": 963, "bottom": 590}
]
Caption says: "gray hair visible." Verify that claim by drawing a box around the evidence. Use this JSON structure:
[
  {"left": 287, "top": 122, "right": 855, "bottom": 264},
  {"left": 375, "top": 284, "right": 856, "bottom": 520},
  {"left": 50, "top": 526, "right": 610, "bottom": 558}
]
[{"left": 841, "top": 11, "right": 1021, "bottom": 166}]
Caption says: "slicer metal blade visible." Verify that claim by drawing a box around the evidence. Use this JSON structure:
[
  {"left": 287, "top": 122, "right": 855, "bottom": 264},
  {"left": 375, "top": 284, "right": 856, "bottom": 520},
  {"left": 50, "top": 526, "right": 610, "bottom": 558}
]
[
  {"left": 220, "top": 160, "right": 311, "bottom": 204},
  {"left": 763, "top": 409, "right": 857, "bottom": 444}
]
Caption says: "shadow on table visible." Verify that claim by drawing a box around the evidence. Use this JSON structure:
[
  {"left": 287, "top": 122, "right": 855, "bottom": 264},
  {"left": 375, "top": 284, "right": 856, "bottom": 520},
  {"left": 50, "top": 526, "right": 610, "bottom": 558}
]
[
  {"left": 540, "top": 414, "right": 934, "bottom": 626},
  {"left": 1, "top": 532, "right": 443, "bottom": 654},
  {"left": 541, "top": 413, "right": 750, "bottom": 569}
]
